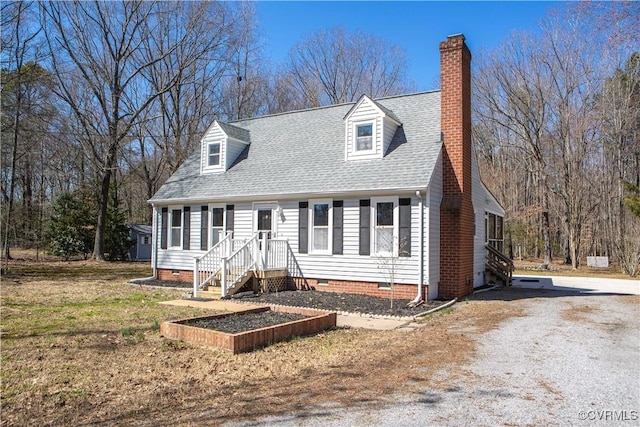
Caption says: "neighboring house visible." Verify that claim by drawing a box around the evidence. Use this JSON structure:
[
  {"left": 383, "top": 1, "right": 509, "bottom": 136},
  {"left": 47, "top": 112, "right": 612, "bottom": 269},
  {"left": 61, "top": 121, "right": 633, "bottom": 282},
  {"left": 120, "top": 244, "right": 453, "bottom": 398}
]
[
  {"left": 128, "top": 224, "right": 152, "bottom": 261},
  {"left": 149, "top": 34, "right": 507, "bottom": 301}
]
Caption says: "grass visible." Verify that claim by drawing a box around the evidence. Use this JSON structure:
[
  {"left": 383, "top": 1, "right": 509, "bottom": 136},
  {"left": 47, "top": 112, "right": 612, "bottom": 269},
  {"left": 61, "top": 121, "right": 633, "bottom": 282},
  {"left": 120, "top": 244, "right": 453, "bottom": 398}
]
[
  {"left": 1, "top": 257, "right": 525, "bottom": 426},
  {"left": 514, "top": 259, "right": 635, "bottom": 279}
]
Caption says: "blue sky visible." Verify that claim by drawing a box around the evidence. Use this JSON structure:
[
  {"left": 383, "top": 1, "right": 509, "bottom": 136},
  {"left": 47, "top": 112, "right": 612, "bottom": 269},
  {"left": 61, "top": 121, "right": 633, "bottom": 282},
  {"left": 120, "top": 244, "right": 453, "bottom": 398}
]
[{"left": 256, "top": 1, "right": 562, "bottom": 91}]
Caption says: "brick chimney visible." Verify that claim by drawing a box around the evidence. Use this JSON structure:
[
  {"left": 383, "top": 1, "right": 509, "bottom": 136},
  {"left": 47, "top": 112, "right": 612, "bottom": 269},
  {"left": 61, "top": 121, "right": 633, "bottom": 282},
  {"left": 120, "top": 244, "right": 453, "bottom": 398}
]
[{"left": 439, "top": 34, "right": 475, "bottom": 299}]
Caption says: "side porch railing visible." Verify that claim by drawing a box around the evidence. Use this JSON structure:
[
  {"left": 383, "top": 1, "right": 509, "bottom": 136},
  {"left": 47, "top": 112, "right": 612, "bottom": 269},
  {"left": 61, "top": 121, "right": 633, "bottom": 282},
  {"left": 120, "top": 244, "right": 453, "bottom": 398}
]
[{"left": 486, "top": 244, "right": 514, "bottom": 286}]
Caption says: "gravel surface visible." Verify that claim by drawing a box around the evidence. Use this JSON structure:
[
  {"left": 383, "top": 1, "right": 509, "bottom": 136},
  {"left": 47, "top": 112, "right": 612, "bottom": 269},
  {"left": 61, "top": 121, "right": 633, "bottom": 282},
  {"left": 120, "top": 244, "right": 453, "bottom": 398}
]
[
  {"left": 233, "top": 290, "right": 445, "bottom": 317},
  {"left": 225, "top": 288, "right": 640, "bottom": 426},
  {"left": 185, "top": 311, "right": 307, "bottom": 334}
]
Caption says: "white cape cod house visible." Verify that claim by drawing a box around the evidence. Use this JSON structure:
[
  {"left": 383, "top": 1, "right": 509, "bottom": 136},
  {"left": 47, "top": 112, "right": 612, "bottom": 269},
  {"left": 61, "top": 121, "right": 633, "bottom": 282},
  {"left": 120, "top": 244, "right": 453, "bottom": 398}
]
[{"left": 149, "top": 34, "right": 509, "bottom": 301}]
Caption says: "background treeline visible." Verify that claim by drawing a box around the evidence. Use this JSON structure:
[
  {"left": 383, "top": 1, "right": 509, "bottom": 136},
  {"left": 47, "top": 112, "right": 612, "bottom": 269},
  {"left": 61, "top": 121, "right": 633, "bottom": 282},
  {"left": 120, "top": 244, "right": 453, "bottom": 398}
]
[{"left": 1, "top": 1, "right": 639, "bottom": 274}]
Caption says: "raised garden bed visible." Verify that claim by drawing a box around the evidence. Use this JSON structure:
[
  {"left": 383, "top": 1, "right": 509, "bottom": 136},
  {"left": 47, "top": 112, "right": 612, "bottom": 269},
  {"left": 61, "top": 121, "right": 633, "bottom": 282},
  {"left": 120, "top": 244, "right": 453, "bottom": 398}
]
[{"left": 160, "top": 306, "right": 336, "bottom": 354}]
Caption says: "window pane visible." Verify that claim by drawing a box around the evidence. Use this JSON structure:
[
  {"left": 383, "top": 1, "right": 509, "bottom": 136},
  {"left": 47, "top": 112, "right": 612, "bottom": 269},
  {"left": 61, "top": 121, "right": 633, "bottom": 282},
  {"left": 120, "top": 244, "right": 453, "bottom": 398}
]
[
  {"left": 357, "top": 124, "right": 372, "bottom": 137},
  {"left": 313, "top": 204, "right": 329, "bottom": 226},
  {"left": 489, "top": 214, "right": 496, "bottom": 240},
  {"left": 377, "top": 202, "right": 393, "bottom": 226},
  {"left": 211, "top": 208, "right": 223, "bottom": 227},
  {"left": 376, "top": 228, "right": 393, "bottom": 253},
  {"left": 171, "top": 229, "right": 181, "bottom": 246},
  {"left": 208, "top": 143, "right": 220, "bottom": 166},
  {"left": 356, "top": 136, "right": 372, "bottom": 151},
  {"left": 258, "top": 210, "right": 271, "bottom": 231},
  {"left": 211, "top": 228, "right": 222, "bottom": 246},
  {"left": 313, "top": 228, "right": 328, "bottom": 250},
  {"left": 171, "top": 210, "right": 181, "bottom": 227}
]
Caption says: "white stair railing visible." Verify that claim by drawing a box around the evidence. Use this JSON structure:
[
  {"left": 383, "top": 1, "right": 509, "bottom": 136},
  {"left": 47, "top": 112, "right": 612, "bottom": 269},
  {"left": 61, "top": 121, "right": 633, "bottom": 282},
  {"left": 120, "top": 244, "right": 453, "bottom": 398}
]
[
  {"left": 221, "top": 233, "right": 259, "bottom": 297},
  {"left": 193, "top": 232, "right": 232, "bottom": 297}
]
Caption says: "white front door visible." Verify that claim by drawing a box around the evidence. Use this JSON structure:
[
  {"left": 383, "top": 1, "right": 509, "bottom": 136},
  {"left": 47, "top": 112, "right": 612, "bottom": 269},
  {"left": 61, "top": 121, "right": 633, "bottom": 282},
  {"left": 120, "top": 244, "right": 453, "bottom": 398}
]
[{"left": 253, "top": 203, "right": 278, "bottom": 239}]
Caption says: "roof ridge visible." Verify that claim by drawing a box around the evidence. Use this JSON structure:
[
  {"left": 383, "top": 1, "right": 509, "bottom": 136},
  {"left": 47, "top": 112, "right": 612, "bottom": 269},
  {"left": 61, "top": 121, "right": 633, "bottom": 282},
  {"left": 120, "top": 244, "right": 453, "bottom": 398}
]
[{"left": 230, "top": 90, "right": 441, "bottom": 125}]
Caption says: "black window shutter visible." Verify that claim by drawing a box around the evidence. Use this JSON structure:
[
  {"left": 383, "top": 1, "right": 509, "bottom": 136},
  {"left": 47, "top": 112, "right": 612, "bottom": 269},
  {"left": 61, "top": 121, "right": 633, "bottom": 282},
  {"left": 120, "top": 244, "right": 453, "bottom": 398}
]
[
  {"left": 200, "top": 206, "right": 208, "bottom": 250},
  {"left": 399, "top": 198, "right": 411, "bottom": 257},
  {"left": 299, "top": 201, "right": 308, "bottom": 254},
  {"left": 333, "top": 200, "right": 343, "bottom": 255},
  {"left": 226, "top": 204, "right": 234, "bottom": 234},
  {"left": 359, "top": 199, "right": 370, "bottom": 255},
  {"left": 182, "top": 206, "right": 191, "bottom": 250},
  {"left": 160, "top": 207, "right": 168, "bottom": 249}
]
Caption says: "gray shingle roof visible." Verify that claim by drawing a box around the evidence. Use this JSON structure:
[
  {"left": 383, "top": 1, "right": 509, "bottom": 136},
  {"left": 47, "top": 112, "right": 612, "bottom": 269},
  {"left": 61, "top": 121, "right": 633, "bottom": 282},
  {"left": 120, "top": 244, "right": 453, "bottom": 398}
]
[
  {"left": 150, "top": 91, "right": 442, "bottom": 203},
  {"left": 217, "top": 122, "right": 250, "bottom": 143}
]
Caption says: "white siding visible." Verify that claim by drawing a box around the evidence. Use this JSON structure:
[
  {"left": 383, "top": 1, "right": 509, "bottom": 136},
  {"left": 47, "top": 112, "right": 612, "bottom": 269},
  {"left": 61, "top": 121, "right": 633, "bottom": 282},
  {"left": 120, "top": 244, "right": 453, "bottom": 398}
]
[
  {"left": 471, "top": 149, "right": 505, "bottom": 287},
  {"left": 282, "top": 197, "right": 420, "bottom": 284},
  {"left": 200, "top": 124, "right": 226, "bottom": 174},
  {"left": 226, "top": 139, "right": 246, "bottom": 169},
  {"left": 155, "top": 205, "right": 205, "bottom": 271},
  {"left": 155, "top": 195, "right": 427, "bottom": 288},
  {"left": 345, "top": 97, "right": 383, "bottom": 161},
  {"left": 427, "top": 155, "right": 442, "bottom": 300},
  {"left": 382, "top": 116, "right": 399, "bottom": 155}
]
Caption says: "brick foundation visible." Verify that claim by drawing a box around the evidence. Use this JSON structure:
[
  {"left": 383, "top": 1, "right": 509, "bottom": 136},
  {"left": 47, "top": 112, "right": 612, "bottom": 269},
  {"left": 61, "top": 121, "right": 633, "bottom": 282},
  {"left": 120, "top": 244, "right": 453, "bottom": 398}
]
[
  {"left": 157, "top": 268, "right": 193, "bottom": 283},
  {"left": 157, "top": 269, "right": 427, "bottom": 300}
]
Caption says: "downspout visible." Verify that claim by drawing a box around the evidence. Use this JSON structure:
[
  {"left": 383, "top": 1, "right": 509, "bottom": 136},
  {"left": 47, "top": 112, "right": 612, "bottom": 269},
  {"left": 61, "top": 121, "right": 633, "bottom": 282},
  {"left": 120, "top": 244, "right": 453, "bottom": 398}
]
[
  {"left": 411, "top": 190, "right": 425, "bottom": 305},
  {"left": 151, "top": 204, "right": 158, "bottom": 279}
]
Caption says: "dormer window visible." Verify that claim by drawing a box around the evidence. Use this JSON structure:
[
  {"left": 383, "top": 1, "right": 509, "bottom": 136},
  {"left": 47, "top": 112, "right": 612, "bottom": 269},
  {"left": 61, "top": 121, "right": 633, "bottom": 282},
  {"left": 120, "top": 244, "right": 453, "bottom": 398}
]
[
  {"left": 208, "top": 143, "right": 220, "bottom": 167},
  {"left": 344, "top": 95, "right": 401, "bottom": 161},
  {"left": 356, "top": 123, "right": 373, "bottom": 151}
]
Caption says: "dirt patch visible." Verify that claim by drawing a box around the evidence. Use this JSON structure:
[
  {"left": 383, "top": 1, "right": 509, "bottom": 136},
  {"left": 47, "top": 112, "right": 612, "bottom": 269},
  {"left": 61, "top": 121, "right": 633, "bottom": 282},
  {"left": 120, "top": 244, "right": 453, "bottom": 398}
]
[
  {"left": 561, "top": 302, "right": 599, "bottom": 323},
  {"left": 1, "top": 261, "right": 523, "bottom": 426}
]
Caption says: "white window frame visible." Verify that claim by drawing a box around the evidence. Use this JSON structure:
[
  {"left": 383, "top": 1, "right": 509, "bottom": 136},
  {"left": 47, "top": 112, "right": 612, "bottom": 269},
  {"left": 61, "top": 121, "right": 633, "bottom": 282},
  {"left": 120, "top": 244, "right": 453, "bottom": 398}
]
[
  {"left": 309, "top": 199, "right": 332, "bottom": 255},
  {"left": 207, "top": 142, "right": 221, "bottom": 167},
  {"left": 353, "top": 120, "right": 376, "bottom": 154},
  {"left": 371, "top": 197, "right": 398, "bottom": 257},
  {"left": 169, "top": 206, "right": 183, "bottom": 249},
  {"left": 209, "top": 204, "right": 226, "bottom": 249}
]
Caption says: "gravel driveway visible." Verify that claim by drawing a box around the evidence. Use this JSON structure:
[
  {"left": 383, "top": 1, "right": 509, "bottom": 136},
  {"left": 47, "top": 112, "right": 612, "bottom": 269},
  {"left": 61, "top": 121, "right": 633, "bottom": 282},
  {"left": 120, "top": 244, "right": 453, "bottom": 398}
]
[{"left": 229, "top": 288, "right": 639, "bottom": 426}]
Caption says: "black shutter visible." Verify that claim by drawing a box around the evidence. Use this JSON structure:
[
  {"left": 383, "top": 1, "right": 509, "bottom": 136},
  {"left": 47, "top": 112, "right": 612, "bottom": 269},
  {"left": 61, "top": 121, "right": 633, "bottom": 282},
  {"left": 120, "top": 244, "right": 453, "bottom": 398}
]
[
  {"left": 200, "top": 206, "right": 208, "bottom": 250},
  {"left": 226, "top": 204, "right": 234, "bottom": 235},
  {"left": 182, "top": 206, "right": 190, "bottom": 250},
  {"left": 333, "top": 200, "right": 343, "bottom": 255},
  {"left": 399, "top": 198, "right": 411, "bottom": 257},
  {"left": 160, "top": 207, "right": 168, "bottom": 249},
  {"left": 359, "top": 199, "right": 370, "bottom": 255},
  {"left": 299, "top": 201, "right": 308, "bottom": 254}
]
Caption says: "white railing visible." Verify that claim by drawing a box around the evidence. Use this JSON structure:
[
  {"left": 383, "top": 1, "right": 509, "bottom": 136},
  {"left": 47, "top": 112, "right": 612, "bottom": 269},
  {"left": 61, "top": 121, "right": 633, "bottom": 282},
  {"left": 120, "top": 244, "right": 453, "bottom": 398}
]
[
  {"left": 193, "top": 232, "right": 233, "bottom": 297},
  {"left": 221, "top": 233, "right": 259, "bottom": 297},
  {"left": 193, "top": 234, "right": 298, "bottom": 298},
  {"left": 264, "top": 239, "right": 289, "bottom": 270}
]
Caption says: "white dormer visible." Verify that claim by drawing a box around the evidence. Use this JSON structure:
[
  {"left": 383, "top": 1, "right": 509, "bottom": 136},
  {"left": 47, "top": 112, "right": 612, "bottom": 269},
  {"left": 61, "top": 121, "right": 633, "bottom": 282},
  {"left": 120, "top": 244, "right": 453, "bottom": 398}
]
[
  {"left": 344, "top": 95, "right": 401, "bottom": 161},
  {"left": 200, "top": 121, "right": 250, "bottom": 174}
]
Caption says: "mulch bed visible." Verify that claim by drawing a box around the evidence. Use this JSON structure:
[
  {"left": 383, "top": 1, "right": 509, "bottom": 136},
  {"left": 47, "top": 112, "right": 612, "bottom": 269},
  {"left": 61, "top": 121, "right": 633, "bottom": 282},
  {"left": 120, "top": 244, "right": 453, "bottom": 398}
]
[
  {"left": 132, "top": 279, "right": 447, "bottom": 317},
  {"left": 234, "top": 290, "right": 445, "bottom": 318},
  {"left": 184, "top": 311, "right": 307, "bottom": 334}
]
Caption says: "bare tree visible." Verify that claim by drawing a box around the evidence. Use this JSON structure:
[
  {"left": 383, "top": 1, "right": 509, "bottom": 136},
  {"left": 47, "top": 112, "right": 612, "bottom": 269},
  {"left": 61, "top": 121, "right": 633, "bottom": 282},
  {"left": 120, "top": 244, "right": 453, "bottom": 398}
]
[
  {"left": 474, "top": 31, "right": 554, "bottom": 267},
  {"left": 0, "top": 1, "right": 45, "bottom": 261},
  {"left": 286, "top": 27, "right": 413, "bottom": 107},
  {"left": 42, "top": 1, "right": 230, "bottom": 259}
]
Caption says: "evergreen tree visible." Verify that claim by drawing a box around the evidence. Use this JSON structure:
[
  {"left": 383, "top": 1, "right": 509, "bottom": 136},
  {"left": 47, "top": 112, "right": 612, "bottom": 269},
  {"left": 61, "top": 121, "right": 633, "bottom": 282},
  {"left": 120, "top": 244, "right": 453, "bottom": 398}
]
[{"left": 47, "top": 192, "right": 94, "bottom": 260}]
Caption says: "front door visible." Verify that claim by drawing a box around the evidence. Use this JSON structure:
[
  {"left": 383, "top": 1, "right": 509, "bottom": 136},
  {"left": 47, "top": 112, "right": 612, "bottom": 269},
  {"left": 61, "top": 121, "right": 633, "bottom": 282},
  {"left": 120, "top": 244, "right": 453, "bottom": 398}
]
[{"left": 254, "top": 203, "right": 277, "bottom": 239}]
